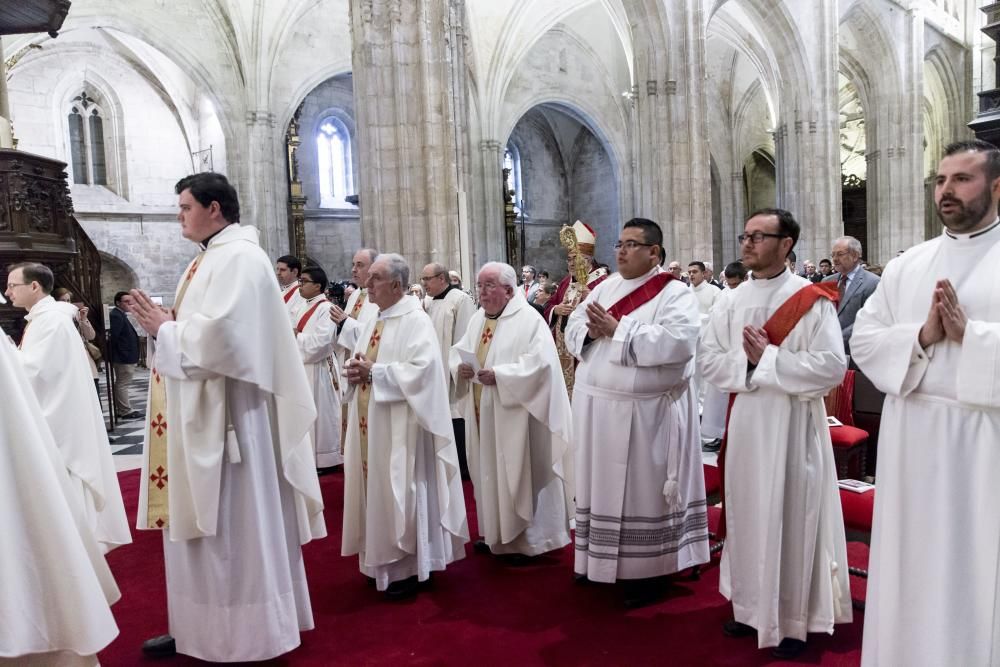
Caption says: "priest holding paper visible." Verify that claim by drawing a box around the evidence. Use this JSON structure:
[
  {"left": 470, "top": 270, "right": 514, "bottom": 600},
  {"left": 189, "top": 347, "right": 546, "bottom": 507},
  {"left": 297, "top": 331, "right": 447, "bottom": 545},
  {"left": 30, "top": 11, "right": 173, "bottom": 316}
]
[
  {"left": 341, "top": 253, "right": 469, "bottom": 599},
  {"left": 699, "top": 208, "right": 850, "bottom": 660},
  {"left": 853, "top": 140, "right": 1000, "bottom": 667},
  {"left": 294, "top": 265, "right": 343, "bottom": 470},
  {"left": 451, "top": 262, "right": 573, "bottom": 560},
  {"left": 0, "top": 314, "right": 120, "bottom": 667},
  {"left": 128, "top": 172, "right": 325, "bottom": 662},
  {"left": 566, "top": 218, "right": 709, "bottom": 608},
  {"left": 5, "top": 262, "right": 130, "bottom": 554}
]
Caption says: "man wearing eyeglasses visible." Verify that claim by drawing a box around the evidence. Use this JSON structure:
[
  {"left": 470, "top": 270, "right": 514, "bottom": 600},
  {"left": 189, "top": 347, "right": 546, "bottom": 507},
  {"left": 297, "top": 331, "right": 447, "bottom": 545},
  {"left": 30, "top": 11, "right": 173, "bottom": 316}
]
[
  {"left": 422, "top": 261, "right": 476, "bottom": 479},
  {"left": 699, "top": 208, "right": 850, "bottom": 659},
  {"left": 822, "top": 236, "right": 879, "bottom": 359},
  {"left": 5, "top": 262, "right": 130, "bottom": 555},
  {"left": 565, "top": 218, "right": 709, "bottom": 608},
  {"left": 293, "top": 266, "right": 343, "bottom": 472}
]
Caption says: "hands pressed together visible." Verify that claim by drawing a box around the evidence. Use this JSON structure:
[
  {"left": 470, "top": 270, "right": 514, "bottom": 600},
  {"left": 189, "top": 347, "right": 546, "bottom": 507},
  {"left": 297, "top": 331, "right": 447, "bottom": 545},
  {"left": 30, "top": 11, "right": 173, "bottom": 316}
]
[
  {"left": 585, "top": 301, "right": 618, "bottom": 340},
  {"left": 457, "top": 363, "right": 496, "bottom": 385},
  {"left": 344, "top": 353, "right": 374, "bottom": 386},
  {"left": 126, "top": 289, "right": 174, "bottom": 338},
  {"left": 742, "top": 325, "right": 769, "bottom": 365},
  {"left": 918, "top": 279, "right": 966, "bottom": 349}
]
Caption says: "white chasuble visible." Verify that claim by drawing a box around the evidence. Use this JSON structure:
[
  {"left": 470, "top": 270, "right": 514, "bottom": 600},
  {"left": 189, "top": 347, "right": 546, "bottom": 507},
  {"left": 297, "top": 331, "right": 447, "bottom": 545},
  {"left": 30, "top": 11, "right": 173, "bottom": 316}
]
[
  {"left": 566, "top": 266, "right": 709, "bottom": 583},
  {"left": 425, "top": 286, "right": 476, "bottom": 415},
  {"left": 137, "top": 223, "right": 325, "bottom": 663},
  {"left": 295, "top": 295, "right": 343, "bottom": 468},
  {"left": 450, "top": 294, "right": 573, "bottom": 556},
  {"left": 342, "top": 295, "right": 469, "bottom": 590},
  {"left": 0, "top": 329, "right": 119, "bottom": 665},
  {"left": 852, "top": 222, "right": 1000, "bottom": 667},
  {"left": 17, "top": 296, "right": 130, "bottom": 553},
  {"left": 699, "top": 270, "right": 851, "bottom": 649}
]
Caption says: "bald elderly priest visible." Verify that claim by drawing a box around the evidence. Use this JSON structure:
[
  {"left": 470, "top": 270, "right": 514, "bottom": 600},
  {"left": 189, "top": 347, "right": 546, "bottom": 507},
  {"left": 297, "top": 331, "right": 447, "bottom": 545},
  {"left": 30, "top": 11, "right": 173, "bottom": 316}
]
[
  {"left": 452, "top": 262, "right": 573, "bottom": 560},
  {"left": 342, "top": 253, "right": 469, "bottom": 599},
  {"left": 566, "top": 218, "right": 709, "bottom": 609}
]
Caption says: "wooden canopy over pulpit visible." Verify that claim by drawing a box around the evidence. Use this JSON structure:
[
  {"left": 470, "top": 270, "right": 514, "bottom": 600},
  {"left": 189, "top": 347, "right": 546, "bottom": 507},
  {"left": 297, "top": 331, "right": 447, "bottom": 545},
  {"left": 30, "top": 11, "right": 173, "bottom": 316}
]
[{"left": 0, "top": 149, "right": 102, "bottom": 341}]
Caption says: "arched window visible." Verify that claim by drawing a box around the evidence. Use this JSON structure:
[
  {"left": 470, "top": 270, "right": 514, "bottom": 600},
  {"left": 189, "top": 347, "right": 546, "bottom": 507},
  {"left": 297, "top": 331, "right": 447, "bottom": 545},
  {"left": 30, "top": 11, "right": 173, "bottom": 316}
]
[
  {"left": 504, "top": 143, "right": 522, "bottom": 215},
  {"left": 67, "top": 91, "right": 108, "bottom": 186},
  {"left": 316, "top": 116, "right": 354, "bottom": 208}
]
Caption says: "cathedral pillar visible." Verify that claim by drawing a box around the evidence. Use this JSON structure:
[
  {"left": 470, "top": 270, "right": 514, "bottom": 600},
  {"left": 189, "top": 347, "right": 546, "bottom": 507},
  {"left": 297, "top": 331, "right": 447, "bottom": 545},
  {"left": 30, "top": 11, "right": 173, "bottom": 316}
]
[
  {"left": 348, "top": 0, "right": 470, "bottom": 272},
  {"left": 478, "top": 139, "right": 505, "bottom": 267},
  {"left": 628, "top": 0, "right": 713, "bottom": 263},
  {"left": 0, "top": 37, "right": 13, "bottom": 148},
  {"left": 243, "top": 109, "right": 287, "bottom": 258}
]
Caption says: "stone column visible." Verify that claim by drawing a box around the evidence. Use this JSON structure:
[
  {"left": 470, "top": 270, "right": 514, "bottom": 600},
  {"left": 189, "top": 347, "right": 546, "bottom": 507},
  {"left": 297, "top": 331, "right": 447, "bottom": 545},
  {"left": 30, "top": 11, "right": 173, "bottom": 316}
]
[
  {"left": 478, "top": 138, "right": 505, "bottom": 265},
  {"left": 628, "top": 0, "right": 713, "bottom": 263},
  {"left": 244, "top": 109, "right": 287, "bottom": 258},
  {"left": 349, "top": 0, "right": 470, "bottom": 272},
  {"left": 0, "top": 37, "right": 13, "bottom": 149}
]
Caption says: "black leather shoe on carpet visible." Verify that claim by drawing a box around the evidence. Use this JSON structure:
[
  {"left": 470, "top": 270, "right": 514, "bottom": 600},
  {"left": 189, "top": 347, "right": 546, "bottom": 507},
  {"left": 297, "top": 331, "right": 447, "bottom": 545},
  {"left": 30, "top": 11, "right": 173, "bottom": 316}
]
[
  {"left": 772, "top": 638, "right": 807, "bottom": 659},
  {"left": 384, "top": 575, "right": 420, "bottom": 600},
  {"left": 722, "top": 620, "right": 756, "bottom": 638},
  {"left": 498, "top": 553, "right": 533, "bottom": 566},
  {"left": 622, "top": 579, "right": 665, "bottom": 609},
  {"left": 141, "top": 634, "right": 176, "bottom": 658},
  {"left": 702, "top": 438, "right": 722, "bottom": 453},
  {"left": 473, "top": 539, "right": 491, "bottom": 555}
]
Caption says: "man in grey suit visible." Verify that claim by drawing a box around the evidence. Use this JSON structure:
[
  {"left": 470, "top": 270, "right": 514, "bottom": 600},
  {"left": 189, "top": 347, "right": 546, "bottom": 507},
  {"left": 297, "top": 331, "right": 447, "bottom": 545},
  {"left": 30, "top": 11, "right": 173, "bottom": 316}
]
[{"left": 823, "top": 235, "right": 879, "bottom": 359}]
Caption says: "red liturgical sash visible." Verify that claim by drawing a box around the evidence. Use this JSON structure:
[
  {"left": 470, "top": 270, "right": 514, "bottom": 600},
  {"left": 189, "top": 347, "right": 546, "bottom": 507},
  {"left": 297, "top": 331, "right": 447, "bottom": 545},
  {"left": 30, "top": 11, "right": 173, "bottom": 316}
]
[
  {"left": 283, "top": 284, "right": 300, "bottom": 303},
  {"left": 716, "top": 281, "right": 839, "bottom": 539},
  {"left": 606, "top": 272, "right": 676, "bottom": 320},
  {"left": 295, "top": 298, "right": 326, "bottom": 333}
]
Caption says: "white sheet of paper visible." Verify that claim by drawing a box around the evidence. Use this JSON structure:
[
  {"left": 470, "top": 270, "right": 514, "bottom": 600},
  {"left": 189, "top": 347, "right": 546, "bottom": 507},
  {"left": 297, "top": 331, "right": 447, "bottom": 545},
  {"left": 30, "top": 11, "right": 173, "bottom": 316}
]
[{"left": 457, "top": 348, "right": 482, "bottom": 384}]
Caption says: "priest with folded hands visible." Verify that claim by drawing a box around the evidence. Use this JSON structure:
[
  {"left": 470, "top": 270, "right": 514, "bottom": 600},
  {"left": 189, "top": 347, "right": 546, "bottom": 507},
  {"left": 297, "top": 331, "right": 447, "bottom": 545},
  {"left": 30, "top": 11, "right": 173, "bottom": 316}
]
[{"left": 451, "top": 261, "right": 573, "bottom": 561}]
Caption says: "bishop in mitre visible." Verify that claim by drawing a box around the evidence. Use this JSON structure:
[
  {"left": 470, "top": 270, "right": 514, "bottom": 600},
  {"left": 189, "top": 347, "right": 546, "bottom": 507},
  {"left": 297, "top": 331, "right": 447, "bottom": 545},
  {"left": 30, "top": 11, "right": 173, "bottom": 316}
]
[
  {"left": 545, "top": 220, "right": 608, "bottom": 396},
  {"left": 129, "top": 173, "right": 325, "bottom": 662},
  {"left": 451, "top": 261, "right": 573, "bottom": 559},
  {"left": 342, "top": 253, "right": 469, "bottom": 599},
  {"left": 0, "top": 311, "right": 121, "bottom": 667},
  {"left": 293, "top": 265, "right": 343, "bottom": 470},
  {"left": 4, "top": 262, "right": 130, "bottom": 554}
]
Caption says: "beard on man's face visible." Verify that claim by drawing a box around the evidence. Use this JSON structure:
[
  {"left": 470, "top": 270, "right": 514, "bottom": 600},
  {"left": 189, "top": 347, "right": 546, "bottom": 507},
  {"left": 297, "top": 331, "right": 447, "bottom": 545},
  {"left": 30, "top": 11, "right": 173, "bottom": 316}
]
[{"left": 937, "top": 186, "right": 996, "bottom": 233}]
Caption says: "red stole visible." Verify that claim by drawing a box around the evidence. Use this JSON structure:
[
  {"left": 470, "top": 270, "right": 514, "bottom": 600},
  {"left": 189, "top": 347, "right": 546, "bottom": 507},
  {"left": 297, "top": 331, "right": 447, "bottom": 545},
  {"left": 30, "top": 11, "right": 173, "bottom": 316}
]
[
  {"left": 606, "top": 271, "right": 675, "bottom": 320},
  {"left": 715, "top": 281, "right": 839, "bottom": 539},
  {"left": 283, "top": 283, "right": 300, "bottom": 304},
  {"left": 295, "top": 298, "right": 326, "bottom": 333}
]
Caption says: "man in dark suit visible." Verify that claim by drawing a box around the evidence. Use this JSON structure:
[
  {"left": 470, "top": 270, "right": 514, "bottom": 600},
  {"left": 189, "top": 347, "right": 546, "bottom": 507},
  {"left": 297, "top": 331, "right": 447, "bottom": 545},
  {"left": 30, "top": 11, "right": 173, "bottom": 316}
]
[
  {"left": 822, "top": 236, "right": 879, "bottom": 359},
  {"left": 110, "top": 291, "right": 142, "bottom": 419}
]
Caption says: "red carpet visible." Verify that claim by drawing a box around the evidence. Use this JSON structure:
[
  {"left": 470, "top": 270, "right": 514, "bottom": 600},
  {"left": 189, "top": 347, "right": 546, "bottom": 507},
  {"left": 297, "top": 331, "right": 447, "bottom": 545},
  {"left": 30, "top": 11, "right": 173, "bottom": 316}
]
[{"left": 100, "top": 469, "right": 866, "bottom": 666}]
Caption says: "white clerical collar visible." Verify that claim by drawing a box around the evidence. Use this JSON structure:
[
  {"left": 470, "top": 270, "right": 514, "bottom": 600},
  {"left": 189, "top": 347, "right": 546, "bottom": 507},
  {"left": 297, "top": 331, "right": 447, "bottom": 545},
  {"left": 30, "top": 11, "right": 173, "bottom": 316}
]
[
  {"left": 944, "top": 217, "right": 1000, "bottom": 241},
  {"left": 282, "top": 280, "right": 300, "bottom": 292},
  {"left": 25, "top": 295, "right": 55, "bottom": 320},
  {"left": 749, "top": 267, "right": 789, "bottom": 287},
  {"left": 377, "top": 294, "right": 418, "bottom": 319},
  {"left": 303, "top": 293, "right": 325, "bottom": 304},
  {"left": 620, "top": 265, "right": 661, "bottom": 287}
]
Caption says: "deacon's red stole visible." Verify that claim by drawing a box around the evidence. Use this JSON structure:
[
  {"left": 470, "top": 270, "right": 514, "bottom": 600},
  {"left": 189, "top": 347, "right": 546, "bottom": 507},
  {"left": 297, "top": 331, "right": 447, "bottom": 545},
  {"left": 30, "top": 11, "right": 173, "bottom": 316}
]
[
  {"left": 606, "top": 271, "right": 675, "bottom": 320},
  {"left": 283, "top": 283, "right": 300, "bottom": 303},
  {"left": 295, "top": 298, "right": 327, "bottom": 333},
  {"left": 715, "top": 280, "right": 839, "bottom": 539}
]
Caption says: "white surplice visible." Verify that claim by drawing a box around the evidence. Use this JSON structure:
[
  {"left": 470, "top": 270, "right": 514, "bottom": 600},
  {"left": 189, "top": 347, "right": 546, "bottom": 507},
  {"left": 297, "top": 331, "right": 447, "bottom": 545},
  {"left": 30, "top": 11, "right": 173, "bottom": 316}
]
[
  {"left": 853, "top": 221, "right": 1000, "bottom": 667},
  {"left": 281, "top": 281, "right": 304, "bottom": 319},
  {"left": 450, "top": 293, "right": 573, "bottom": 556},
  {"left": 699, "top": 270, "right": 851, "bottom": 648},
  {"left": 139, "top": 224, "right": 325, "bottom": 663},
  {"left": 17, "top": 296, "right": 130, "bottom": 553},
  {"left": 692, "top": 281, "right": 727, "bottom": 440},
  {"left": 295, "top": 295, "right": 343, "bottom": 468},
  {"left": 341, "top": 295, "right": 469, "bottom": 590},
  {"left": 425, "top": 285, "right": 476, "bottom": 415},
  {"left": 0, "top": 328, "right": 119, "bottom": 666},
  {"left": 566, "top": 266, "right": 709, "bottom": 583}
]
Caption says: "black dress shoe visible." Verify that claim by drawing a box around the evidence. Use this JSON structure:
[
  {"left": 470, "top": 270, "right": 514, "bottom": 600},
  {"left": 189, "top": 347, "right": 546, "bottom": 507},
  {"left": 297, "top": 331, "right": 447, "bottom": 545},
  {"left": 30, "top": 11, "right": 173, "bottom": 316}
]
[
  {"left": 772, "top": 638, "right": 807, "bottom": 659},
  {"left": 702, "top": 438, "right": 722, "bottom": 453},
  {"left": 622, "top": 578, "right": 665, "bottom": 609},
  {"left": 473, "top": 539, "right": 492, "bottom": 555},
  {"left": 384, "top": 575, "right": 419, "bottom": 599},
  {"left": 316, "top": 465, "right": 341, "bottom": 476},
  {"left": 141, "top": 634, "right": 176, "bottom": 658},
  {"left": 573, "top": 573, "right": 589, "bottom": 585},
  {"left": 722, "top": 619, "right": 756, "bottom": 638},
  {"left": 498, "top": 553, "right": 533, "bottom": 566}
]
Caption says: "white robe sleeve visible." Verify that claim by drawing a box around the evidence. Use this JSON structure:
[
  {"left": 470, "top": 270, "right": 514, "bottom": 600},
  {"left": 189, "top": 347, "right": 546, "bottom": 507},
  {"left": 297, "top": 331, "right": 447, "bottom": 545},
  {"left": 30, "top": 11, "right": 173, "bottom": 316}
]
[
  {"left": 851, "top": 271, "right": 932, "bottom": 397},
  {"left": 956, "top": 320, "right": 1000, "bottom": 407},
  {"left": 750, "top": 299, "right": 848, "bottom": 399},
  {"left": 699, "top": 289, "right": 753, "bottom": 393},
  {"left": 337, "top": 316, "right": 365, "bottom": 354},
  {"left": 610, "top": 283, "right": 699, "bottom": 368},
  {"left": 298, "top": 305, "right": 336, "bottom": 365},
  {"left": 453, "top": 293, "right": 476, "bottom": 347},
  {"left": 449, "top": 313, "right": 480, "bottom": 402}
]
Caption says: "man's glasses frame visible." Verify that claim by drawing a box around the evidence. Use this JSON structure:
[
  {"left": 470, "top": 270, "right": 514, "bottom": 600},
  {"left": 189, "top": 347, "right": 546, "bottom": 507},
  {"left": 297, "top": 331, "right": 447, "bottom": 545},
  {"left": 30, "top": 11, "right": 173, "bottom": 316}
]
[{"left": 737, "top": 232, "right": 787, "bottom": 245}]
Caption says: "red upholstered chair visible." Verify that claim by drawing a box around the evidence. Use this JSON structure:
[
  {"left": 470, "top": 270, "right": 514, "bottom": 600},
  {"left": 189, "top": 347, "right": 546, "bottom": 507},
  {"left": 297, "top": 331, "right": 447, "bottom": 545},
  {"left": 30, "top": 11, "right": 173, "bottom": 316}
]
[
  {"left": 702, "top": 465, "right": 725, "bottom": 561},
  {"left": 825, "top": 370, "right": 869, "bottom": 479}
]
